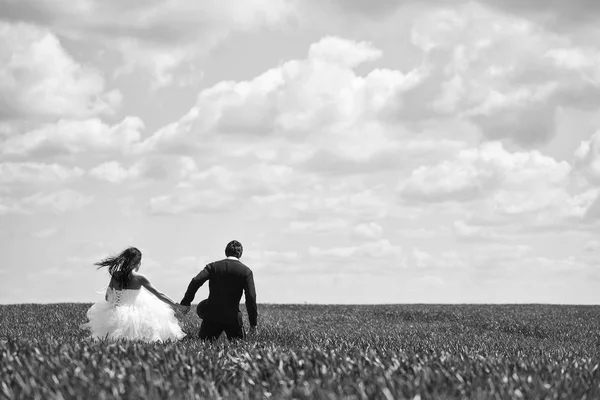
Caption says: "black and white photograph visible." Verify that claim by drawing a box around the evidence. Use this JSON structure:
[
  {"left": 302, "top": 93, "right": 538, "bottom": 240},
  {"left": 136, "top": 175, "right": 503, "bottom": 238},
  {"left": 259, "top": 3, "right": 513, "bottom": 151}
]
[{"left": 1, "top": 0, "right": 599, "bottom": 398}]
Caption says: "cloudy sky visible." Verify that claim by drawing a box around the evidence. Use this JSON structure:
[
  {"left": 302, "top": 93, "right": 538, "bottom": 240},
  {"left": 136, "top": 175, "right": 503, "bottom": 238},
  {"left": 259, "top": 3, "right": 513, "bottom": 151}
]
[{"left": 1, "top": 0, "right": 600, "bottom": 305}]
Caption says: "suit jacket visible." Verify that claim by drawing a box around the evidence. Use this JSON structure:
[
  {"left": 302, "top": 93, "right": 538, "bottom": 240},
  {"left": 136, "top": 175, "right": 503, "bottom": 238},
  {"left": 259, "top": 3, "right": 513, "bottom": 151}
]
[{"left": 180, "top": 258, "right": 257, "bottom": 327}]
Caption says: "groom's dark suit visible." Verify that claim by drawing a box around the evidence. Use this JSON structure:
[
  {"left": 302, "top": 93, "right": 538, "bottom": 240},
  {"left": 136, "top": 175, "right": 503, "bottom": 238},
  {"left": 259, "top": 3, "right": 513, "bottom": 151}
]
[{"left": 180, "top": 257, "right": 257, "bottom": 340}]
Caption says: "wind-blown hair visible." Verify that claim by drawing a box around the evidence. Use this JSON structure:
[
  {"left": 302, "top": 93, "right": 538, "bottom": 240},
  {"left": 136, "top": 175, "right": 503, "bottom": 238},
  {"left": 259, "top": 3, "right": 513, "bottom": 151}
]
[
  {"left": 95, "top": 247, "right": 142, "bottom": 288},
  {"left": 225, "top": 240, "right": 243, "bottom": 258}
]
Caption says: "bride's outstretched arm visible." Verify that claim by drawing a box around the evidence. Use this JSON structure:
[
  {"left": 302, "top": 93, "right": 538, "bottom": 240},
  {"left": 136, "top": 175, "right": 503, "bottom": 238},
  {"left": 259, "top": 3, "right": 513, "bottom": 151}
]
[
  {"left": 105, "top": 276, "right": 116, "bottom": 301},
  {"left": 137, "top": 275, "right": 178, "bottom": 307}
]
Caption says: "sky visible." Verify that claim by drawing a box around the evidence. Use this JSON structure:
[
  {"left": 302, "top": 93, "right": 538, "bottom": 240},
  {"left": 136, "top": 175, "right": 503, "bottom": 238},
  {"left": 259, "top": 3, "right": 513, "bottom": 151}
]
[{"left": 1, "top": 0, "right": 600, "bottom": 305}]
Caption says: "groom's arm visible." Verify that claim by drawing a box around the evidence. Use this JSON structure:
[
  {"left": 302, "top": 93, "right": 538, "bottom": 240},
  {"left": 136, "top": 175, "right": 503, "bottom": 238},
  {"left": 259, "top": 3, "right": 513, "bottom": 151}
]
[
  {"left": 180, "top": 264, "right": 212, "bottom": 306},
  {"left": 244, "top": 271, "right": 258, "bottom": 327}
]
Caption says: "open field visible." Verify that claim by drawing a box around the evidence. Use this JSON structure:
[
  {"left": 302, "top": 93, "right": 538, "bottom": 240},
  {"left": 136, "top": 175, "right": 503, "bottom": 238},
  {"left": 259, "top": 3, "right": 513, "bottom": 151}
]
[{"left": 1, "top": 303, "right": 599, "bottom": 399}]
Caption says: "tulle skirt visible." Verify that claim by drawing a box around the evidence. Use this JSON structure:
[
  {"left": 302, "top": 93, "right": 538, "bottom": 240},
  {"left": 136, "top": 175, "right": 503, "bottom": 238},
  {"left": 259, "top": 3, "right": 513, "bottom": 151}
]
[{"left": 81, "top": 288, "right": 185, "bottom": 342}]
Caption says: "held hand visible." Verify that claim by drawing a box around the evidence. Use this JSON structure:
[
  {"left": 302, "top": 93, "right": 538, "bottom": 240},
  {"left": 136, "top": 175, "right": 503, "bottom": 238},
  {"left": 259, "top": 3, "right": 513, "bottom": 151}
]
[
  {"left": 173, "top": 303, "right": 189, "bottom": 314},
  {"left": 179, "top": 305, "right": 191, "bottom": 315}
]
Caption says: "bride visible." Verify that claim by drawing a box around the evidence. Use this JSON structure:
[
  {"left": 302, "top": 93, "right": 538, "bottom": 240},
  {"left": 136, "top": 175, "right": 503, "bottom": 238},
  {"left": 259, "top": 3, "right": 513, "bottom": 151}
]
[{"left": 81, "top": 247, "right": 186, "bottom": 342}]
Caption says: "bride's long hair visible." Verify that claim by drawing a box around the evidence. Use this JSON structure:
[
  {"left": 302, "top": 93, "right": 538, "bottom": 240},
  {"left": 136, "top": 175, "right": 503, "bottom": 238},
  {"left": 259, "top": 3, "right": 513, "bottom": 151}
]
[{"left": 95, "top": 247, "right": 142, "bottom": 288}]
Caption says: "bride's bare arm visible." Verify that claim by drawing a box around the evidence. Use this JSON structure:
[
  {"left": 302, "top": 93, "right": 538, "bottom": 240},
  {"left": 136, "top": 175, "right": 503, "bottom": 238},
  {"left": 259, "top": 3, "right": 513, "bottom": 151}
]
[
  {"left": 105, "top": 276, "right": 116, "bottom": 301},
  {"left": 136, "top": 274, "right": 178, "bottom": 307}
]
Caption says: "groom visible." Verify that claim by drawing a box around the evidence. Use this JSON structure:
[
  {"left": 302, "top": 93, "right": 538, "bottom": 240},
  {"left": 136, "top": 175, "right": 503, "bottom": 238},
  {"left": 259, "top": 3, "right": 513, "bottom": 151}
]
[{"left": 180, "top": 240, "right": 258, "bottom": 340}]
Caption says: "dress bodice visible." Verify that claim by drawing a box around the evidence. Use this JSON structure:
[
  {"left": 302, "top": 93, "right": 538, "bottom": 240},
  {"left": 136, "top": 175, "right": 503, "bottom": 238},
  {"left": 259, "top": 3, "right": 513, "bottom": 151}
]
[{"left": 106, "top": 288, "right": 140, "bottom": 306}]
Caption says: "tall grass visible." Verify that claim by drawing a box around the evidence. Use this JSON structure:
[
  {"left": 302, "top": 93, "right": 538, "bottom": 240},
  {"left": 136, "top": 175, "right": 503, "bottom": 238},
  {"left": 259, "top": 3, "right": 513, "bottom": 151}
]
[{"left": 1, "top": 303, "right": 599, "bottom": 399}]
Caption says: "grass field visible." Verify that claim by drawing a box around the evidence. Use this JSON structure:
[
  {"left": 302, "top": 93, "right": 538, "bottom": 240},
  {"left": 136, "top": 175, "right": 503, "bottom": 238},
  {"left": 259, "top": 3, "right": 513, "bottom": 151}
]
[{"left": 1, "top": 303, "right": 599, "bottom": 399}]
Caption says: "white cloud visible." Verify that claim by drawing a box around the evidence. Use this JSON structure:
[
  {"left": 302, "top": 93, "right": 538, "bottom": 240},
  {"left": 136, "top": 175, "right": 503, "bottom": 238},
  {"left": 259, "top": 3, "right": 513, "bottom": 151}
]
[
  {"left": 0, "top": 0, "right": 293, "bottom": 88},
  {"left": 90, "top": 156, "right": 198, "bottom": 184},
  {"left": 404, "top": 3, "right": 600, "bottom": 146},
  {"left": 584, "top": 240, "right": 600, "bottom": 252},
  {"left": 24, "top": 189, "right": 93, "bottom": 213},
  {"left": 89, "top": 161, "right": 139, "bottom": 183},
  {"left": 137, "top": 36, "right": 422, "bottom": 158},
  {"left": 472, "top": 243, "right": 532, "bottom": 267},
  {"left": 110, "top": 0, "right": 293, "bottom": 87},
  {"left": 400, "top": 159, "right": 496, "bottom": 202},
  {"left": 0, "top": 188, "right": 93, "bottom": 214},
  {"left": 0, "top": 162, "right": 83, "bottom": 184},
  {"left": 546, "top": 48, "right": 600, "bottom": 84},
  {"left": 583, "top": 193, "right": 600, "bottom": 221},
  {"left": 299, "top": 139, "right": 467, "bottom": 176},
  {"left": 0, "top": 22, "right": 120, "bottom": 120},
  {"left": 32, "top": 228, "right": 58, "bottom": 239},
  {"left": 113, "top": 40, "right": 193, "bottom": 90},
  {"left": 399, "top": 141, "right": 571, "bottom": 203},
  {"left": 288, "top": 218, "right": 350, "bottom": 235},
  {"left": 1, "top": 117, "right": 144, "bottom": 158},
  {"left": 397, "top": 140, "right": 600, "bottom": 230},
  {"left": 145, "top": 159, "right": 310, "bottom": 215},
  {"left": 412, "top": 248, "right": 467, "bottom": 270},
  {"left": 146, "top": 189, "right": 235, "bottom": 215},
  {"left": 397, "top": 226, "right": 448, "bottom": 239},
  {"left": 309, "top": 239, "right": 403, "bottom": 260},
  {"left": 452, "top": 220, "right": 503, "bottom": 241},
  {"left": 412, "top": 242, "right": 535, "bottom": 274},
  {"left": 242, "top": 249, "right": 301, "bottom": 273},
  {"left": 573, "top": 130, "right": 600, "bottom": 185},
  {"left": 307, "top": 36, "right": 382, "bottom": 68},
  {"left": 352, "top": 222, "right": 383, "bottom": 239}
]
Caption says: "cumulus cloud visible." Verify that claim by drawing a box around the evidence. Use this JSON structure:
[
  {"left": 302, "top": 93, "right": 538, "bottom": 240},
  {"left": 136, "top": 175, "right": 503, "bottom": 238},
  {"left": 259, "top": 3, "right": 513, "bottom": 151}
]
[
  {"left": 0, "top": 0, "right": 293, "bottom": 88},
  {"left": 137, "top": 36, "right": 422, "bottom": 158},
  {"left": 352, "top": 222, "right": 383, "bottom": 239},
  {"left": 480, "top": 243, "right": 533, "bottom": 267},
  {"left": 144, "top": 157, "right": 314, "bottom": 216},
  {"left": 399, "top": 159, "right": 496, "bottom": 202},
  {"left": 32, "top": 228, "right": 58, "bottom": 239},
  {"left": 306, "top": 0, "right": 600, "bottom": 41},
  {"left": 144, "top": 157, "right": 309, "bottom": 216},
  {"left": 89, "top": 161, "right": 139, "bottom": 183},
  {"left": 115, "top": 31, "right": 600, "bottom": 244},
  {"left": 402, "top": 3, "right": 600, "bottom": 146},
  {"left": 452, "top": 220, "right": 504, "bottom": 241},
  {"left": 298, "top": 139, "right": 467, "bottom": 176},
  {"left": 146, "top": 189, "right": 236, "bottom": 215},
  {"left": 583, "top": 193, "right": 600, "bottom": 221},
  {"left": 0, "top": 162, "right": 83, "bottom": 185},
  {"left": 573, "top": 130, "right": 600, "bottom": 185},
  {"left": 288, "top": 218, "right": 350, "bottom": 235},
  {"left": 0, "top": 188, "right": 93, "bottom": 214},
  {"left": 309, "top": 239, "right": 403, "bottom": 260},
  {"left": 0, "top": 22, "right": 121, "bottom": 120},
  {"left": 480, "top": 0, "right": 600, "bottom": 32},
  {"left": 90, "top": 156, "right": 198, "bottom": 184},
  {"left": 412, "top": 248, "right": 467, "bottom": 269},
  {"left": 24, "top": 189, "right": 93, "bottom": 213},
  {"left": 291, "top": 1, "right": 600, "bottom": 151},
  {"left": 399, "top": 141, "right": 571, "bottom": 202},
  {"left": 293, "top": 187, "right": 390, "bottom": 221},
  {"left": 242, "top": 249, "right": 301, "bottom": 273},
  {"left": 584, "top": 240, "right": 600, "bottom": 252},
  {"left": 307, "top": 36, "right": 382, "bottom": 68},
  {"left": 397, "top": 139, "right": 600, "bottom": 230},
  {"left": 1, "top": 117, "right": 144, "bottom": 159}
]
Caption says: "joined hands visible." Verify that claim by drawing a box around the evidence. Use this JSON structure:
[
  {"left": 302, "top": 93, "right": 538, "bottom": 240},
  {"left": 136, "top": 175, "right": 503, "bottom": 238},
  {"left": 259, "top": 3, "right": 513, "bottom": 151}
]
[
  {"left": 180, "top": 304, "right": 191, "bottom": 315},
  {"left": 174, "top": 303, "right": 191, "bottom": 315}
]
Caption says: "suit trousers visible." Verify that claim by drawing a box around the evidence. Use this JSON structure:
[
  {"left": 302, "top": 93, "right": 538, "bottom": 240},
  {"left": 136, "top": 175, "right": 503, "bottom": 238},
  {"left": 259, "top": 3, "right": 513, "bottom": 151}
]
[{"left": 198, "top": 318, "right": 246, "bottom": 341}]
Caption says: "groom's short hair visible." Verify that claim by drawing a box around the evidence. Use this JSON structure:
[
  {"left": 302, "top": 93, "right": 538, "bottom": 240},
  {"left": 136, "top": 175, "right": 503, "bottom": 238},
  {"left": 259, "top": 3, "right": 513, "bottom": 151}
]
[{"left": 225, "top": 240, "right": 243, "bottom": 258}]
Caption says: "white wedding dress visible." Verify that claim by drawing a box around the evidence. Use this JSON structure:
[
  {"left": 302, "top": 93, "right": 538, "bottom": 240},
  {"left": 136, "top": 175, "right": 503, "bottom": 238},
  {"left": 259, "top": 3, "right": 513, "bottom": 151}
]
[{"left": 81, "top": 287, "right": 185, "bottom": 342}]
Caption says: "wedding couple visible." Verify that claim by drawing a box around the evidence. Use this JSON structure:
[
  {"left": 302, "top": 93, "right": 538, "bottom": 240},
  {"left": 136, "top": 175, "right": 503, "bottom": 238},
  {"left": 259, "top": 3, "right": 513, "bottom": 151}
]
[{"left": 81, "top": 240, "right": 258, "bottom": 342}]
